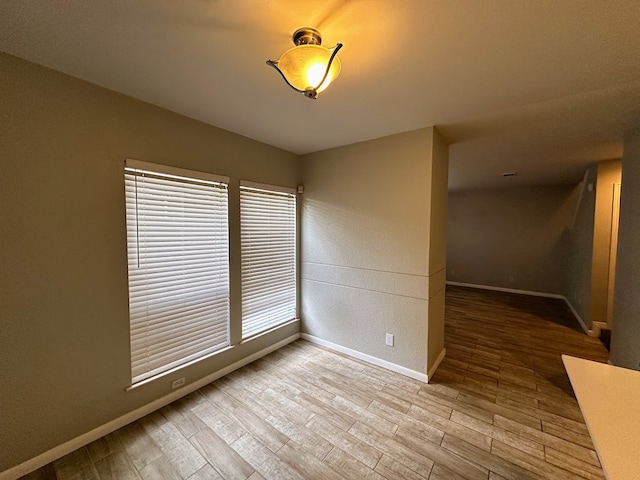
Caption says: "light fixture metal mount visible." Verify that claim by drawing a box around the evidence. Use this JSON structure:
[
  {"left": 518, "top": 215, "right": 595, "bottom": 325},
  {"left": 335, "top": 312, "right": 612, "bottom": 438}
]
[
  {"left": 266, "top": 27, "right": 343, "bottom": 99},
  {"left": 293, "top": 27, "right": 322, "bottom": 46}
]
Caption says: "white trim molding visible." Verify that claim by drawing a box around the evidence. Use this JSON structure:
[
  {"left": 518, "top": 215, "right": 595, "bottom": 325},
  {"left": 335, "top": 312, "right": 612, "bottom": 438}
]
[
  {"left": 446, "top": 281, "right": 564, "bottom": 299},
  {"left": 301, "top": 333, "right": 428, "bottom": 383},
  {"left": 0, "top": 334, "right": 300, "bottom": 480},
  {"left": 427, "top": 348, "right": 447, "bottom": 382},
  {"left": 240, "top": 179, "right": 296, "bottom": 195},
  {"left": 125, "top": 158, "right": 229, "bottom": 184}
]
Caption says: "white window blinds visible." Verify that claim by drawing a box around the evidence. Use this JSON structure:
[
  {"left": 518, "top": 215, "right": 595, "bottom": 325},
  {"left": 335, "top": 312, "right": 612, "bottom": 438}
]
[
  {"left": 240, "top": 182, "right": 297, "bottom": 338},
  {"left": 125, "top": 160, "right": 230, "bottom": 384}
]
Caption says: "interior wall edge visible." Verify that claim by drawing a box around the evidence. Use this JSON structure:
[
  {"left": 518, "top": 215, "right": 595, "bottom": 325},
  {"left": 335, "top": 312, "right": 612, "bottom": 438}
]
[{"left": 427, "top": 348, "right": 447, "bottom": 382}]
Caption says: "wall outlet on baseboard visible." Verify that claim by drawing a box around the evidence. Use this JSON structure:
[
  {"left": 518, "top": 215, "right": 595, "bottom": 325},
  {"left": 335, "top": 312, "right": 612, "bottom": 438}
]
[
  {"left": 385, "top": 333, "right": 394, "bottom": 347},
  {"left": 509, "top": 275, "right": 515, "bottom": 282},
  {"left": 171, "top": 377, "right": 186, "bottom": 389}
]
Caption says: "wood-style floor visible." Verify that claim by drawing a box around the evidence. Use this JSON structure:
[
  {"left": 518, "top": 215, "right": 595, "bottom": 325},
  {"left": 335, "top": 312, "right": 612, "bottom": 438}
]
[{"left": 20, "top": 286, "right": 610, "bottom": 480}]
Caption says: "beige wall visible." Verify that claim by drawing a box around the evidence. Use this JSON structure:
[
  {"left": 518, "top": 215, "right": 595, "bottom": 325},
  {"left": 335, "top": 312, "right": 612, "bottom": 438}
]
[
  {"left": 447, "top": 185, "right": 578, "bottom": 295},
  {"left": 589, "top": 160, "right": 622, "bottom": 325},
  {"left": 0, "top": 53, "right": 301, "bottom": 470},
  {"left": 300, "top": 128, "right": 440, "bottom": 375},
  {"left": 610, "top": 129, "right": 640, "bottom": 369},
  {"left": 426, "top": 129, "right": 448, "bottom": 375}
]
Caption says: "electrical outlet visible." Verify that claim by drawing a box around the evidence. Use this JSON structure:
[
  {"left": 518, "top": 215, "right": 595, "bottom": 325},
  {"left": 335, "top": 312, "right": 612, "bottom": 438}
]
[
  {"left": 385, "top": 333, "right": 394, "bottom": 347},
  {"left": 171, "top": 377, "right": 186, "bottom": 389},
  {"left": 509, "top": 275, "right": 515, "bottom": 282}
]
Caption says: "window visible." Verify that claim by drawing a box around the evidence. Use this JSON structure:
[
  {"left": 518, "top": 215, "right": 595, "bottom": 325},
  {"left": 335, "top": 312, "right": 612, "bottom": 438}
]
[
  {"left": 124, "top": 159, "right": 229, "bottom": 384},
  {"left": 240, "top": 181, "right": 297, "bottom": 338}
]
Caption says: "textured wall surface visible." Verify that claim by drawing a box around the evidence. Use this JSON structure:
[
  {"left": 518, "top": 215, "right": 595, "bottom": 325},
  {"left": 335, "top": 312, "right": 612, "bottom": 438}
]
[
  {"left": 426, "top": 129, "right": 448, "bottom": 374},
  {"left": 563, "top": 167, "right": 598, "bottom": 328},
  {"left": 301, "top": 128, "right": 435, "bottom": 375},
  {"left": 610, "top": 130, "right": 640, "bottom": 369},
  {"left": 447, "top": 184, "right": 578, "bottom": 295},
  {"left": 0, "top": 52, "right": 301, "bottom": 471}
]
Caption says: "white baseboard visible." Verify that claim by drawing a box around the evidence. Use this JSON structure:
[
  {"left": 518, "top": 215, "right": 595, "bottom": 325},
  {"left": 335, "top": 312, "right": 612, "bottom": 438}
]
[
  {"left": 446, "top": 281, "right": 598, "bottom": 337},
  {"left": 591, "top": 321, "right": 608, "bottom": 337},
  {"left": 0, "top": 334, "right": 300, "bottom": 480},
  {"left": 427, "top": 348, "right": 446, "bottom": 382},
  {"left": 301, "top": 333, "right": 428, "bottom": 383},
  {"left": 446, "top": 281, "right": 564, "bottom": 299},
  {"left": 561, "top": 297, "right": 597, "bottom": 337}
]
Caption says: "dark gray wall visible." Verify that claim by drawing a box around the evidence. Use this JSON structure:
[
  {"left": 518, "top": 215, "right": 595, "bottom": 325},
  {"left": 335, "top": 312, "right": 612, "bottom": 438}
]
[
  {"left": 610, "top": 129, "right": 640, "bottom": 369},
  {"left": 447, "top": 185, "right": 578, "bottom": 295},
  {"left": 562, "top": 167, "right": 598, "bottom": 328}
]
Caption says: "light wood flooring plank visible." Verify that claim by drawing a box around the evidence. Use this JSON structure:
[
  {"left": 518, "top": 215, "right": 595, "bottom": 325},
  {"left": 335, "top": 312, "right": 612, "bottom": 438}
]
[
  {"left": 306, "top": 413, "right": 383, "bottom": 469},
  {"left": 264, "top": 411, "right": 334, "bottom": 460},
  {"left": 404, "top": 403, "right": 492, "bottom": 452},
  {"left": 113, "top": 423, "right": 163, "bottom": 471},
  {"left": 348, "top": 421, "right": 435, "bottom": 479},
  {"left": 189, "top": 428, "right": 254, "bottom": 480},
  {"left": 230, "top": 433, "right": 303, "bottom": 480},
  {"left": 145, "top": 420, "right": 207, "bottom": 478},
  {"left": 441, "top": 433, "right": 541, "bottom": 480},
  {"left": 491, "top": 440, "right": 587, "bottom": 480},
  {"left": 493, "top": 415, "right": 600, "bottom": 466},
  {"left": 324, "top": 447, "right": 388, "bottom": 480},
  {"left": 367, "top": 400, "right": 445, "bottom": 446},
  {"left": 393, "top": 427, "right": 489, "bottom": 480},
  {"left": 428, "top": 463, "right": 474, "bottom": 480},
  {"left": 137, "top": 455, "right": 182, "bottom": 480},
  {"left": 199, "top": 384, "right": 289, "bottom": 453},
  {"left": 374, "top": 454, "right": 430, "bottom": 480},
  {"left": 93, "top": 451, "right": 141, "bottom": 480},
  {"left": 276, "top": 441, "right": 343, "bottom": 480},
  {"left": 186, "top": 464, "right": 223, "bottom": 480},
  {"left": 449, "top": 410, "right": 544, "bottom": 459},
  {"left": 21, "top": 286, "right": 609, "bottom": 480},
  {"left": 544, "top": 447, "right": 605, "bottom": 480},
  {"left": 541, "top": 420, "right": 595, "bottom": 451},
  {"left": 53, "top": 447, "right": 99, "bottom": 480}
]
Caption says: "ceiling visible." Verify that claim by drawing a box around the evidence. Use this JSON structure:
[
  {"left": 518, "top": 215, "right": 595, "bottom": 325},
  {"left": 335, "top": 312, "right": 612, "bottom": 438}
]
[{"left": 1, "top": 0, "right": 639, "bottom": 190}]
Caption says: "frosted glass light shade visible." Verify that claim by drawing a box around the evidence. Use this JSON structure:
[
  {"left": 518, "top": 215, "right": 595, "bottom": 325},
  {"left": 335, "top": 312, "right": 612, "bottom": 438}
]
[{"left": 276, "top": 44, "right": 342, "bottom": 93}]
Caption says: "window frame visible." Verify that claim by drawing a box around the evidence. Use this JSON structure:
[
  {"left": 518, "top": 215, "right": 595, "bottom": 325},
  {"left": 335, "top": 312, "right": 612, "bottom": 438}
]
[
  {"left": 124, "top": 159, "right": 231, "bottom": 386},
  {"left": 239, "top": 180, "right": 298, "bottom": 339}
]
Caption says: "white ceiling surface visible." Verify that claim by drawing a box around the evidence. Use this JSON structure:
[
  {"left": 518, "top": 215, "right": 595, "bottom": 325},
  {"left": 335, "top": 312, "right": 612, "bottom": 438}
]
[{"left": 1, "top": 1, "right": 640, "bottom": 189}]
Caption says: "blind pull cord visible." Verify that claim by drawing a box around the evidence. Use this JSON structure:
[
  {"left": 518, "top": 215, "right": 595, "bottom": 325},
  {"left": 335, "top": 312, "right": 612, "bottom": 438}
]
[{"left": 134, "top": 172, "right": 140, "bottom": 268}]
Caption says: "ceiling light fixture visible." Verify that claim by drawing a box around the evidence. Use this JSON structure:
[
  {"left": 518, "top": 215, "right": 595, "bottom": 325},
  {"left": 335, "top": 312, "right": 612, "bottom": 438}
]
[{"left": 266, "top": 27, "right": 343, "bottom": 99}]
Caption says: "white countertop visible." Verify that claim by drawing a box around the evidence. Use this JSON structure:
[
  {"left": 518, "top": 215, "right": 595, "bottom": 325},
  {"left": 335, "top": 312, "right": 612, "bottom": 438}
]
[{"left": 562, "top": 355, "right": 640, "bottom": 480}]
